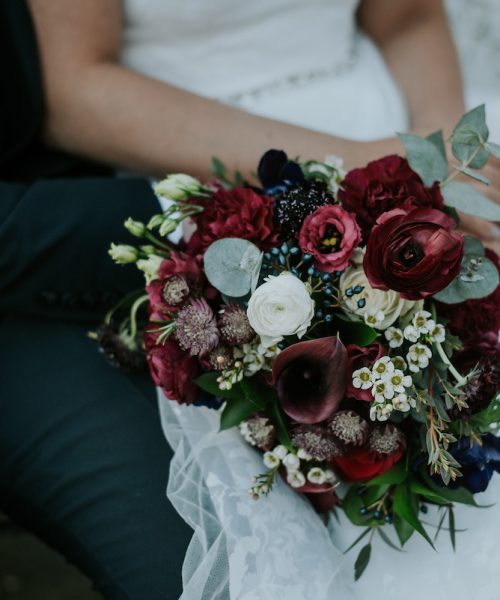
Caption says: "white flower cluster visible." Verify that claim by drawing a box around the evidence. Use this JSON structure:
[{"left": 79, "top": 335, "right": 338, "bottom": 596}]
[
  {"left": 352, "top": 356, "right": 415, "bottom": 422},
  {"left": 217, "top": 338, "right": 280, "bottom": 390},
  {"left": 262, "top": 445, "right": 337, "bottom": 489}
]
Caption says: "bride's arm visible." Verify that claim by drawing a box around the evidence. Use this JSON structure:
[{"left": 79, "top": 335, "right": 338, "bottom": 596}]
[
  {"left": 357, "top": 0, "right": 465, "bottom": 133},
  {"left": 27, "top": 0, "right": 400, "bottom": 180}
]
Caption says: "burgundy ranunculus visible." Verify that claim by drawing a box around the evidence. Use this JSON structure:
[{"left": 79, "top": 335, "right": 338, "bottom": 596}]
[
  {"left": 271, "top": 337, "right": 348, "bottom": 424},
  {"left": 298, "top": 205, "right": 361, "bottom": 273},
  {"left": 436, "top": 248, "right": 500, "bottom": 343},
  {"left": 449, "top": 339, "right": 500, "bottom": 420},
  {"left": 346, "top": 342, "right": 385, "bottom": 401},
  {"left": 339, "top": 155, "right": 444, "bottom": 238},
  {"left": 363, "top": 207, "right": 464, "bottom": 300},
  {"left": 187, "top": 187, "right": 279, "bottom": 254},
  {"left": 147, "top": 340, "right": 200, "bottom": 404}
]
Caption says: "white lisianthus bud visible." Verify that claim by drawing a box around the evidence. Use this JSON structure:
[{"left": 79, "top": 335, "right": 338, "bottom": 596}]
[
  {"left": 108, "top": 243, "right": 138, "bottom": 264},
  {"left": 159, "top": 218, "right": 179, "bottom": 237},
  {"left": 136, "top": 254, "right": 163, "bottom": 283},
  {"left": 147, "top": 214, "right": 165, "bottom": 230},
  {"left": 247, "top": 272, "right": 315, "bottom": 347},
  {"left": 124, "top": 217, "right": 146, "bottom": 238},
  {"left": 154, "top": 173, "right": 204, "bottom": 201},
  {"left": 340, "top": 260, "right": 423, "bottom": 330}
]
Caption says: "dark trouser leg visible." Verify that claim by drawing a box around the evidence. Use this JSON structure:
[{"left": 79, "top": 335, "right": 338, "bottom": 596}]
[{"left": 0, "top": 316, "right": 191, "bottom": 600}]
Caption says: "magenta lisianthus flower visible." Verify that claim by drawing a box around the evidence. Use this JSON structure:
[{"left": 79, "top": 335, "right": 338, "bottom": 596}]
[
  {"left": 271, "top": 336, "right": 348, "bottom": 424},
  {"left": 298, "top": 205, "right": 361, "bottom": 273}
]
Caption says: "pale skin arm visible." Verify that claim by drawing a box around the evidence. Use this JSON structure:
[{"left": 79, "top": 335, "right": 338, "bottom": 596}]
[{"left": 28, "top": 0, "right": 500, "bottom": 249}]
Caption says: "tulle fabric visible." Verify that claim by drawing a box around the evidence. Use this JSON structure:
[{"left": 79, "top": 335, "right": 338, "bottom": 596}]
[{"left": 159, "top": 392, "right": 500, "bottom": 600}]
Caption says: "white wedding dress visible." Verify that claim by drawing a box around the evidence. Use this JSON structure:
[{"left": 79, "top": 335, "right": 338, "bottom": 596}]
[{"left": 120, "top": 1, "right": 500, "bottom": 598}]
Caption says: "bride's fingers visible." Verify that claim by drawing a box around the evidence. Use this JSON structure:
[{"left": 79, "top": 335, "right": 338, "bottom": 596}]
[{"left": 458, "top": 211, "right": 500, "bottom": 242}]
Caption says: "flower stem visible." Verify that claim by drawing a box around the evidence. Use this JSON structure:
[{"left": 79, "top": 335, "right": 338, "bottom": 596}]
[
  {"left": 127, "top": 294, "right": 149, "bottom": 341},
  {"left": 434, "top": 340, "right": 467, "bottom": 386}
]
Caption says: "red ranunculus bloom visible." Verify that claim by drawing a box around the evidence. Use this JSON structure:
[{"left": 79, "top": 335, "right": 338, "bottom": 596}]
[
  {"left": 436, "top": 248, "right": 500, "bottom": 343},
  {"left": 346, "top": 342, "right": 385, "bottom": 402},
  {"left": 298, "top": 205, "right": 361, "bottom": 273},
  {"left": 339, "top": 155, "right": 444, "bottom": 238},
  {"left": 363, "top": 207, "right": 464, "bottom": 300},
  {"left": 333, "top": 446, "right": 404, "bottom": 482},
  {"left": 187, "top": 187, "right": 279, "bottom": 254},
  {"left": 147, "top": 340, "right": 200, "bottom": 405}
]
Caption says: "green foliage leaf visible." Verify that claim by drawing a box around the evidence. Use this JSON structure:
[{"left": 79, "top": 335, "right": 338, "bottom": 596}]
[
  {"left": 354, "top": 544, "right": 372, "bottom": 581},
  {"left": 342, "top": 486, "right": 376, "bottom": 526},
  {"left": 393, "top": 515, "right": 415, "bottom": 546},
  {"left": 267, "top": 400, "right": 294, "bottom": 450},
  {"left": 220, "top": 395, "right": 258, "bottom": 431},
  {"left": 204, "top": 238, "right": 262, "bottom": 297},
  {"left": 449, "top": 507, "right": 456, "bottom": 551},
  {"left": 398, "top": 133, "right": 449, "bottom": 185},
  {"left": 442, "top": 181, "right": 500, "bottom": 221},
  {"left": 334, "top": 319, "right": 378, "bottom": 346},
  {"left": 451, "top": 105, "right": 490, "bottom": 168},
  {"left": 377, "top": 527, "right": 404, "bottom": 552},
  {"left": 433, "top": 246, "right": 499, "bottom": 304},
  {"left": 343, "top": 527, "right": 372, "bottom": 554},
  {"left": 409, "top": 479, "right": 451, "bottom": 506},
  {"left": 367, "top": 461, "right": 408, "bottom": 486},
  {"left": 420, "top": 474, "right": 483, "bottom": 507},
  {"left": 453, "top": 165, "right": 491, "bottom": 185},
  {"left": 361, "top": 484, "right": 389, "bottom": 507},
  {"left": 196, "top": 371, "right": 238, "bottom": 399},
  {"left": 393, "top": 484, "right": 435, "bottom": 548}
]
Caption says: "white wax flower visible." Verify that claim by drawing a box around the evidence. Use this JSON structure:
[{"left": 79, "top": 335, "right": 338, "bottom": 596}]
[
  {"left": 340, "top": 262, "right": 423, "bottom": 330},
  {"left": 247, "top": 272, "right": 315, "bottom": 347}
]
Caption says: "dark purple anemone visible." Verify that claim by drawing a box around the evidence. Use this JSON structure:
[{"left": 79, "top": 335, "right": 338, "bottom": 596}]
[
  {"left": 271, "top": 337, "right": 348, "bottom": 424},
  {"left": 257, "top": 149, "right": 304, "bottom": 193}
]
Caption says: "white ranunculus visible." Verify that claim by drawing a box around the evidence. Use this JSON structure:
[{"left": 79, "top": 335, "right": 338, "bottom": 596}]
[
  {"left": 247, "top": 272, "right": 315, "bottom": 347},
  {"left": 340, "top": 263, "right": 423, "bottom": 330}
]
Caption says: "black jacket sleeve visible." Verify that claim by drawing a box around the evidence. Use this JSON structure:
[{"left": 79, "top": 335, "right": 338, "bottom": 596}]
[{"left": 0, "top": 177, "right": 161, "bottom": 323}]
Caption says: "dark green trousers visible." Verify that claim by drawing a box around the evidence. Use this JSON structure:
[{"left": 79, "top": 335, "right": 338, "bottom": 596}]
[{"left": 0, "top": 315, "right": 192, "bottom": 599}]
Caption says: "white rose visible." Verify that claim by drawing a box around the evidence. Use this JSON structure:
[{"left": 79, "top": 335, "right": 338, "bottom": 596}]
[
  {"left": 247, "top": 272, "right": 315, "bottom": 347},
  {"left": 340, "top": 263, "right": 423, "bottom": 330}
]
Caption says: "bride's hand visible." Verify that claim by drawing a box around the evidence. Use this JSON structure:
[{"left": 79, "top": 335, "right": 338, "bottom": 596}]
[{"left": 454, "top": 155, "right": 500, "bottom": 256}]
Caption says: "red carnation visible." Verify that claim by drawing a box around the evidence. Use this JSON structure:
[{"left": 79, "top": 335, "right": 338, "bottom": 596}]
[
  {"left": 346, "top": 342, "right": 385, "bottom": 402},
  {"left": 436, "top": 248, "right": 500, "bottom": 343},
  {"left": 187, "top": 187, "right": 279, "bottom": 254},
  {"left": 147, "top": 340, "right": 200, "bottom": 405},
  {"left": 363, "top": 207, "right": 464, "bottom": 300},
  {"left": 298, "top": 205, "right": 361, "bottom": 273},
  {"left": 339, "top": 155, "right": 444, "bottom": 238}
]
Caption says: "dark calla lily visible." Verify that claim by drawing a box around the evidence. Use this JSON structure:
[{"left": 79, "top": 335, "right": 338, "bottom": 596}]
[{"left": 271, "top": 337, "right": 348, "bottom": 424}]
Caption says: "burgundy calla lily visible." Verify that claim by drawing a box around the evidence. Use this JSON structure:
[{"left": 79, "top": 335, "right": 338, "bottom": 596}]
[{"left": 271, "top": 337, "right": 348, "bottom": 424}]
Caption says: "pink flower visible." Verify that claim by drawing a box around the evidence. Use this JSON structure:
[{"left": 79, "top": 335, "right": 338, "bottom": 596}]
[{"left": 298, "top": 205, "right": 361, "bottom": 273}]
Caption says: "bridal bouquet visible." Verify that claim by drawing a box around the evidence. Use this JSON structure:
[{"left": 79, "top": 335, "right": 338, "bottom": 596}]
[{"left": 106, "top": 106, "right": 500, "bottom": 579}]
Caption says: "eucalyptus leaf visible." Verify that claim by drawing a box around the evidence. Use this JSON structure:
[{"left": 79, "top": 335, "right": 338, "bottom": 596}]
[
  {"left": 451, "top": 105, "right": 489, "bottom": 169},
  {"left": 434, "top": 251, "right": 499, "bottom": 304},
  {"left": 486, "top": 141, "right": 500, "bottom": 158},
  {"left": 398, "top": 133, "right": 449, "bottom": 185},
  {"left": 453, "top": 166, "right": 491, "bottom": 185},
  {"left": 354, "top": 544, "right": 372, "bottom": 581},
  {"left": 426, "top": 130, "right": 447, "bottom": 162},
  {"left": 442, "top": 181, "right": 500, "bottom": 221},
  {"left": 463, "top": 235, "right": 485, "bottom": 256},
  {"left": 204, "top": 238, "right": 262, "bottom": 297}
]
